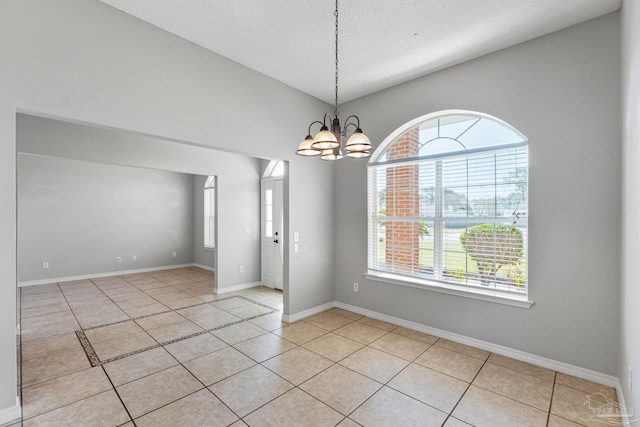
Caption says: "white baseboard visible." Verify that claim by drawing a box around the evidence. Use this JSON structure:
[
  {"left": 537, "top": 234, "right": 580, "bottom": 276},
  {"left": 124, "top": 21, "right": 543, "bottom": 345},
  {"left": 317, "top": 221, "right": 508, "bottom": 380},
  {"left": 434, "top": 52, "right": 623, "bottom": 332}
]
[
  {"left": 335, "top": 301, "right": 618, "bottom": 387},
  {"left": 615, "top": 381, "right": 636, "bottom": 427},
  {"left": 284, "top": 299, "right": 618, "bottom": 388},
  {"left": 214, "top": 281, "right": 262, "bottom": 294},
  {"left": 0, "top": 397, "right": 20, "bottom": 426},
  {"left": 18, "top": 263, "right": 197, "bottom": 287},
  {"left": 193, "top": 263, "right": 215, "bottom": 273},
  {"left": 282, "top": 301, "right": 336, "bottom": 323}
]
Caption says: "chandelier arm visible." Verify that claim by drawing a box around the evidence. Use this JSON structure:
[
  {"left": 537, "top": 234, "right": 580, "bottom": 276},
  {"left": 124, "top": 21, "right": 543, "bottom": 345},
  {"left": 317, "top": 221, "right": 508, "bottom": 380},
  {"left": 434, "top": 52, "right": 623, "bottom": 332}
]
[
  {"left": 307, "top": 120, "right": 326, "bottom": 135},
  {"left": 343, "top": 122, "right": 359, "bottom": 137},
  {"left": 323, "top": 113, "right": 332, "bottom": 127},
  {"left": 343, "top": 115, "right": 361, "bottom": 128}
]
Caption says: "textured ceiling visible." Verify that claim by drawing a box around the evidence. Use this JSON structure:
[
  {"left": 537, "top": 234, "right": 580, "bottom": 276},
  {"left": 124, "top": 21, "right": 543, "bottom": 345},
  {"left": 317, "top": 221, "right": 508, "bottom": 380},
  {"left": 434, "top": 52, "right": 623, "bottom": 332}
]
[{"left": 98, "top": 0, "right": 621, "bottom": 104}]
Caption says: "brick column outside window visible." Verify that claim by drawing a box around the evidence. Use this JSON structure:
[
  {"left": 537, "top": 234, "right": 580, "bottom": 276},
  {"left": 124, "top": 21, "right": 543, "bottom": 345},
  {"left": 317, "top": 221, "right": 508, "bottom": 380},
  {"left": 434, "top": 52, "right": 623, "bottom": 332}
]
[{"left": 385, "top": 127, "right": 420, "bottom": 273}]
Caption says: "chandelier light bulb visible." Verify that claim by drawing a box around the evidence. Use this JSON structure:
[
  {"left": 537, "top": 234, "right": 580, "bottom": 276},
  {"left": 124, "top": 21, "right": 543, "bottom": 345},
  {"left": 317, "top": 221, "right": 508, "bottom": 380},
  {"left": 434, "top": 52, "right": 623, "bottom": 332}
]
[{"left": 297, "top": 135, "right": 322, "bottom": 156}]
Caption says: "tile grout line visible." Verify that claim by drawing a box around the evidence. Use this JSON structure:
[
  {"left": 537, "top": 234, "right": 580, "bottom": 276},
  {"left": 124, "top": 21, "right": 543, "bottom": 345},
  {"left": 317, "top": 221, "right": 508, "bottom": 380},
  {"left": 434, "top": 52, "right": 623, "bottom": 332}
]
[
  {"left": 547, "top": 371, "right": 558, "bottom": 427},
  {"left": 359, "top": 328, "right": 557, "bottom": 394},
  {"left": 63, "top": 280, "right": 119, "bottom": 330},
  {"left": 311, "top": 320, "right": 540, "bottom": 424},
  {"left": 176, "top": 311, "right": 293, "bottom": 425},
  {"left": 339, "top": 334, "right": 443, "bottom": 422},
  {"left": 25, "top": 274, "right": 592, "bottom": 426},
  {"left": 82, "top": 295, "right": 271, "bottom": 333},
  {"left": 79, "top": 285, "right": 241, "bottom": 332},
  {"left": 454, "top": 355, "right": 567, "bottom": 425},
  {"left": 76, "top": 295, "right": 280, "bottom": 367},
  {"left": 256, "top": 313, "right": 417, "bottom": 424},
  {"left": 18, "top": 269, "right": 213, "bottom": 421},
  {"left": 249, "top": 335, "right": 363, "bottom": 424},
  {"left": 92, "top": 271, "right": 207, "bottom": 318},
  {"left": 95, "top": 271, "right": 225, "bottom": 423},
  {"left": 92, "top": 275, "right": 184, "bottom": 326},
  {"left": 272, "top": 316, "right": 472, "bottom": 425},
  {"left": 101, "top": 275, "right": 217, "bottom": 424},
  {"left": 100, "top": 364, "right": 137, "bottom": 427},
  {"left": 223, "top": 313, "right": 364, "bottom": 423},
  {"left": 19, "top": 285, "right": 81, "bottom": 390},
  {"left": 18, "top": 283, "right": 121, "bottom": 424},
  {"left": 19, "top": 367, "right": 135, "bottom": 424},
  {"left": 443, "top": 350, "right": 491, "bottom": 425},
  {"left": 469, "top": 364, "right": 562, "bottom": 415}
]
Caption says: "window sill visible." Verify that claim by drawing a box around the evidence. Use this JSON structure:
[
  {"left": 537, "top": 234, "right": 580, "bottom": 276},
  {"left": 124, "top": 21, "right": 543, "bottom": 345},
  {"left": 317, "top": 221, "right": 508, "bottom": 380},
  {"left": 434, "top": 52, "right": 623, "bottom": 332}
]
[{"left": 363, "top": 271, "right": 534, "bottom": 309}]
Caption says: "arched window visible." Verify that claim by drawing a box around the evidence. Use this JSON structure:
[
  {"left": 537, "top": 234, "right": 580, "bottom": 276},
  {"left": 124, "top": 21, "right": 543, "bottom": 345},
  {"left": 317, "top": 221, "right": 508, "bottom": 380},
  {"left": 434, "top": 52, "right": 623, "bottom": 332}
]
[
  {"left": 263, "top": 160, "right": 285, "bottom": 178},
  {"left": 204, "top": 176, "right": 215, "bottom": 249},
  {"left": 368, "top": 110, "right": 528, "bottom": 297}
]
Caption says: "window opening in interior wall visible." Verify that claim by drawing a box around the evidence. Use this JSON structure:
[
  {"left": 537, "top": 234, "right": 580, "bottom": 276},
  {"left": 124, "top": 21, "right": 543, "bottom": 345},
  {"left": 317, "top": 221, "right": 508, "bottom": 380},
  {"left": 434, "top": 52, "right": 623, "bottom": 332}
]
[
  {"left": 204, "top": 176, "right": 215, "bottom": 249},
  {"left": 368, "top": 110, "right": 529, "bottom": 296}
]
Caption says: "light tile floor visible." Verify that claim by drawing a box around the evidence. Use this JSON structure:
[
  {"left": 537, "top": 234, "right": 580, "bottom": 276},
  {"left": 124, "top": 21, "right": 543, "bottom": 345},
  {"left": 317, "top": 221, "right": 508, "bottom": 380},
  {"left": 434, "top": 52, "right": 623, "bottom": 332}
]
[{"left": 14, "top": 267, "right": 622, "bottom": 426}]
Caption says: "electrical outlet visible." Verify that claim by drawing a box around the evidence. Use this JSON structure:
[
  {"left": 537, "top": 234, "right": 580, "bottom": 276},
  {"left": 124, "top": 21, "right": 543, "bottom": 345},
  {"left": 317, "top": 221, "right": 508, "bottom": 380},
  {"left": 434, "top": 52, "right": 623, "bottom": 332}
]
[
  {"left": 132, "top": 255, "right": 137, "bottom": 261},
  {"left": 116, "top": 256, "right": 122, "bottom": 262},
  {"left": 239, "top": 266, "right": 244, "bottom": 274},
  {"left": 172, "top": 251, "right": 177, "bottom": 257},
  {"left": 629, "top": 366, "right": 633, "bottom": 392},
  {"left": 41, "top": 261, "right": 49, "bottom": 269},
  {"left": 353, "top": 282, "right": 359, "bottom": 292}
]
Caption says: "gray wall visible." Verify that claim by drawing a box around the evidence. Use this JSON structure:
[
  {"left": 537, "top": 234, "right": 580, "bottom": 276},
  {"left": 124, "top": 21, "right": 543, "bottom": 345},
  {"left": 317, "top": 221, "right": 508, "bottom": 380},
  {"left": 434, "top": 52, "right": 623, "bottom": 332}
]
[
  {"left": 0, "top": 0, "right": 334, "bottom": 408},
  {"left": 335, "top": 13, "right": 621, "bottom": 375},
  {"left": 18, "top": 155, "right": 195, "bottom": 282},
  {"left": 0, "top": 0, "right": 626, "bottom": 416},
  {"left": 6, "top": 0, "right": 335, "bottom": 410},
  {"left": 17, "top": 114, "right": 262, "bottom": 291},
  {"left": 193, "top": 175, "right": 216, "bottom": 270},
  {"left": 620, "top": 0, "right": 639, "bottom": 415}
]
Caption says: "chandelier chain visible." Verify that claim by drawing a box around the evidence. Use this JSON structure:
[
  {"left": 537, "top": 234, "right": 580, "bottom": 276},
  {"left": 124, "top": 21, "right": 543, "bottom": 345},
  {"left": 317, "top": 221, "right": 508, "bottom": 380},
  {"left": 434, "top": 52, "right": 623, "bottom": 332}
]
[
  {"left": 334, "top": 0, "right": 339, "bottom": 118},
  {"left": 296, "top": 0, "right": 370, "bottom": 159}
]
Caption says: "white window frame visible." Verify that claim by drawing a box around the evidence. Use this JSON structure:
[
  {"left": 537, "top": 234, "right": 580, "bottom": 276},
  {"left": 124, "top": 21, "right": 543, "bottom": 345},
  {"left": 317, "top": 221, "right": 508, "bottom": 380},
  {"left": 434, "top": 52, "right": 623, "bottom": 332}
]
[
  {"left": 263, "top": 160, "right": 285, "bottom": 178},
  {"left": 366, "top": 110, "right": 533, "bottom": 308},
  {"left": 262, "top": 160, "right": 286, "bottom": 239},
  {"left": 204, "top": 176, "right": 215, "bottom": 249}
]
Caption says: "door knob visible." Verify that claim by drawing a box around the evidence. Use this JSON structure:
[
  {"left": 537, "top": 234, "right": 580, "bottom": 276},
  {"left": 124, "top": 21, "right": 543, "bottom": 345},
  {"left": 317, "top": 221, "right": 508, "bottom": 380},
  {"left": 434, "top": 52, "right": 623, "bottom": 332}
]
[{"left": 274, "top": 239, "right": 279, "bottom": 243}]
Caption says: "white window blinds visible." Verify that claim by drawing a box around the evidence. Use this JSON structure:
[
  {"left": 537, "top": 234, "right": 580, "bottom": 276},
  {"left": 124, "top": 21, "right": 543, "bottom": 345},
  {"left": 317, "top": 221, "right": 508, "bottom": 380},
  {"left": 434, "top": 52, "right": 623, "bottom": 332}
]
[{"left": 367, "top": 114, "right": 528, "bottom": 295}]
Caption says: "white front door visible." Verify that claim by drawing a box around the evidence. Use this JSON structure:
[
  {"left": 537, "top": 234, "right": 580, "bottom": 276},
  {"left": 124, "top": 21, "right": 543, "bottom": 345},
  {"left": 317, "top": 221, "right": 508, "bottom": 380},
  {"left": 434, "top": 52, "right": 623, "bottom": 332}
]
[
  {"left": 261, "top": 178, "right": 284, "bottom": 290},
  {"left": 273, "top": 179, "right": 284, "bottom": 290}
]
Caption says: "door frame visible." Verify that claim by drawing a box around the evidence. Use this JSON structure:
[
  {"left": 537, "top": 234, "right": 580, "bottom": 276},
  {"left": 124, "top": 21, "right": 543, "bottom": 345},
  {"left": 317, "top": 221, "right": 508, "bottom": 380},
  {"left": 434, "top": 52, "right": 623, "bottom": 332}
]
[{"left": 260, "top": 175, "right": 284, "bottom": 290}]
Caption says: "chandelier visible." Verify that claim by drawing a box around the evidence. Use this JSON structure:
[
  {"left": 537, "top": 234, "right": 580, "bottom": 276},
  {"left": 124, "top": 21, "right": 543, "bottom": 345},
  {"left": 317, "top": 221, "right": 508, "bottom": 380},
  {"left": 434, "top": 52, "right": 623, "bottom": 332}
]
[{"left": 296, "top": 0, "right": 372, "bottom": 160}]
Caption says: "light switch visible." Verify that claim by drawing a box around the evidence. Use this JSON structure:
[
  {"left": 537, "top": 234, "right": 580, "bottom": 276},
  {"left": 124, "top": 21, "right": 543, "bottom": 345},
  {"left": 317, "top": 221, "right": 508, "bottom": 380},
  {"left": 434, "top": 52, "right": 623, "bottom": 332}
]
[{"left": 294, "top": 232, "right": 300, "bottom": 242}]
